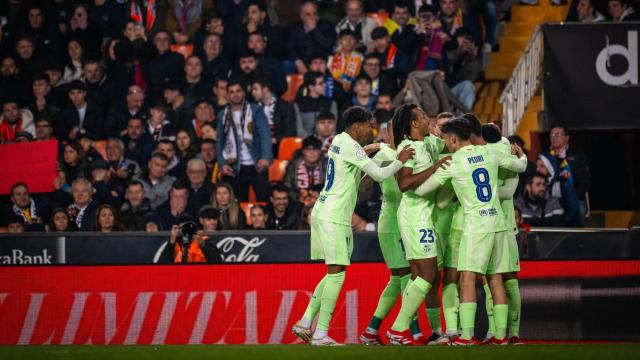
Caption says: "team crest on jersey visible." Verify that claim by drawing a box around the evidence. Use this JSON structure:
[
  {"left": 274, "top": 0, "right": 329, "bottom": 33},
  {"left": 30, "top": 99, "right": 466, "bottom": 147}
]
[{"left": 356, "top": 148, "right": 366, "bottom": 160}]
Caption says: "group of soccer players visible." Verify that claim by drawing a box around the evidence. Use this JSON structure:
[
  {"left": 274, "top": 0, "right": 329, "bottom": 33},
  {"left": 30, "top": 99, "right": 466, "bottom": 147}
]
[{"left": 291, "top": 104, "right": 527, "bottom": 346}]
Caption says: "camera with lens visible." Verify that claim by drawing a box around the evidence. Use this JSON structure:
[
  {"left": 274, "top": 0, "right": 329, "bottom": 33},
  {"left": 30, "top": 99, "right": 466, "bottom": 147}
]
[{"left": 179, "top": 221, "right": 198, "bottom": 246}]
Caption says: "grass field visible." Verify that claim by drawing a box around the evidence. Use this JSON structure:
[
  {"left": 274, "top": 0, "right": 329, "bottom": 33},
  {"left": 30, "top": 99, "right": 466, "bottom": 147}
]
[{"left": 1, "top": 344, "right": 638, "bottom": 360}]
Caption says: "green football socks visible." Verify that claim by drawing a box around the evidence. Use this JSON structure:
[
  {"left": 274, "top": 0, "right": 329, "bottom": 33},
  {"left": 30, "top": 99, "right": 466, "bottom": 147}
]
[
  {"left": 493, "top": 304, "right": 508, "bottom": 340},
  {"left": 504, "top": 279, "right": 521, "bottom": 337},
  {"left": 316, "top": 272, "right": 345, "bottom": 331},
  {"left": 427, "top": 307, "right": 442, "bottom": 334},
  {"left": 459, "top": 302, "right": 477, "bottom": 340},
  {"left": 484, "top": 283, "right": 496, "bottom": 336},
  {"left": 368, "top": 275, "right": 401, "bottom": 331},
  {"left": 391, "top": 277, "right": 432, "bottom": 331},
  {"left": 301, "top": 274, "right": 327, "bottom": 326},
  {"left": 442, "top": 283, "right": 459, "bottom": 335}
]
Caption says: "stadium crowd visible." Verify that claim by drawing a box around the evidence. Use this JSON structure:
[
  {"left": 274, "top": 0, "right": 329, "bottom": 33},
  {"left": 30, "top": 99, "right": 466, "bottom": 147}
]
[{"left": 0, "top": 0, "right": 597, "bottom": 234}]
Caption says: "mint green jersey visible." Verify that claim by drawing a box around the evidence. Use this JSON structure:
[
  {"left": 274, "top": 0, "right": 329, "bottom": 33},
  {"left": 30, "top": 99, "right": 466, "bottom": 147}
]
[
  {"left": 434, "top": 182, "right": 457, "bottom": 234},
  {"left": 488, "top": 138, "right": 519, "bottom": 233},
  {"left": 432, "top": 144, "right": 525, "bottom": 234},
  {"left": 397, "top": 136, "right": 444, "bottom": 226},
  {"left": 373, "top": 143, "right": 401, "bottom": 232},
  {"left": 312, "top": 132, "right": 371, "bottom": 225}
]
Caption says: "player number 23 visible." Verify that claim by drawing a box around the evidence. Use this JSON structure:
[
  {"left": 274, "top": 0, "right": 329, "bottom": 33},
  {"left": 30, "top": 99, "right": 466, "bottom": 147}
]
[{"left": 419, "top": 229, "right": 435, "bottom": 244}]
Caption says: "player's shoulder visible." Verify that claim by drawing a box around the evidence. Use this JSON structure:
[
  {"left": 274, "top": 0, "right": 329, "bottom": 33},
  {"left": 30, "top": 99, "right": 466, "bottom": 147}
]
[
  {"left": 374, "top": 143, "right": 396, "bottom": 160},
  {"left": 397, "top": 138, "right": 414, "bottom": 149}
]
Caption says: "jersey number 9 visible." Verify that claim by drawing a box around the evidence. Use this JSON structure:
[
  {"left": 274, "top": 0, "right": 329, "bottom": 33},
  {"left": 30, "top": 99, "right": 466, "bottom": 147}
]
[
  {"left": 324, "top": 158, "right": 335, "bottom": 191},
  {"left": 472, "top": 168, "right": 492, "bottom": 202}
]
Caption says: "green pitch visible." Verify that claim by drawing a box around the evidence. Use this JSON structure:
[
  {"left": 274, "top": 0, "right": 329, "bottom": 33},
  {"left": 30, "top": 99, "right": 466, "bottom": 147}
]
[{"left": 1, "top": 344, "right": 638, "bottom": 360}]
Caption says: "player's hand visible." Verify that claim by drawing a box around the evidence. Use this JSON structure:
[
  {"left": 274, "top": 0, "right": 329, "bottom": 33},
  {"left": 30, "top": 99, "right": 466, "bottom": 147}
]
[
  {"left": 396, "top": 145, "right": 415, "bottom": 163},
  {"left": 437, "top": 156, "right": 451, "bottom": 169},
  {"left": 511, "top": 143, "right": 524, "bottom": 157},
  {"left": 222, "top": 165, "right": 235, "bottom": 177}
]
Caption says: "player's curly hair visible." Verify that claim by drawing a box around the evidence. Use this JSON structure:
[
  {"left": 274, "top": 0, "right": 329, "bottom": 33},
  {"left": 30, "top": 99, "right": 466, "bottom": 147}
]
[{"left": 392, "top": 103, "right": 419, "bottom": 147}]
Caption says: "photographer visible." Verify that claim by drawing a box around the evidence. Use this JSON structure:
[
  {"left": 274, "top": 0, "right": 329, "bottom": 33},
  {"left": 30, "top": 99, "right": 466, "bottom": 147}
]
[
  {"left": 443, "top": 27, "right": 481, "bottom": 111},
  {"left": 158, "top": 214, "right": 223, "bottom": 264}
]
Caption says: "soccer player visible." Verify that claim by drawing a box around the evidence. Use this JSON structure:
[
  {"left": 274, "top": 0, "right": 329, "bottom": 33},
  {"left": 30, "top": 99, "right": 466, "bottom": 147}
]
[
  {"left": 291, "top": 106, "right": 414, "bottom": 346},
  {"left": 385, "top": 104, "right": 451, "bottom": 345},
  {"left": 359, "top": 117, "right": 412, "bottom": 345},
  {"left": 481, "top": 123, "right": 524, "bottom": 345},
  {"left": 413, "top": 118, "right": 527, "bottom": 345}
]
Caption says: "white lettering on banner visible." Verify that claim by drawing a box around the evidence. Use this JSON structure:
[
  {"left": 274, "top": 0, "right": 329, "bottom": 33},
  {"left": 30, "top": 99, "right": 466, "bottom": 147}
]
[
  {"left": 17, "top": 293, "right": 47, "bottom": 345},
  {"left": 188, "top": 292, "right": 230, "bottom": 344},
  {"left": 123, "top": 292, "right": 153, "bottom": 345},
  {"left": 60, "top": 293, "right": 90, "bottom": 344},
  {"left": 151, "top": 292, "right": 181, "bottom": 344},
  {"left": 1, "top": 249, "right": 52, "bottom": 265},
  {"left": 268, "top": 291, "right": 304, "bottom": 344},
  {"left": 346, "top": 290, "right": 358, "bottom": 344},
  {"left": 596, "top": 31, "right": 638, "bottom": 86},
  {"left": 245, "top": 291, "right": 258, "bottom": 344},
  {"left": 216, "top": 236, "right": 267, "bottom": 262}
]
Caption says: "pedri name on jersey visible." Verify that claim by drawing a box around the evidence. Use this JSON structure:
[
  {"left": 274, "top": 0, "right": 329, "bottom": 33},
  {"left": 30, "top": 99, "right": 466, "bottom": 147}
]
[{"left": 467, "top": 155, "right": 485, "bottom": 164}]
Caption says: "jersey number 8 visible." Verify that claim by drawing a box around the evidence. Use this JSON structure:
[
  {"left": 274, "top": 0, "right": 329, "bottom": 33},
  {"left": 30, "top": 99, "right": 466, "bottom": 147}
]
[
  {"left": 324, "top": 158, "right": 335, "bottom": 191},
  {"left": 472, "top": 168, "right": 492, "bottom": 202}
]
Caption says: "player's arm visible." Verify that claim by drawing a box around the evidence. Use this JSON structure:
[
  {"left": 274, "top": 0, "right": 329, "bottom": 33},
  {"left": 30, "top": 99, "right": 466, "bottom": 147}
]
[
  {"left": 436, "top": 186, "right": 455, "bottom": 209},
  {"left": 498, "top": 176, "right": 519, "bottom": 200},
  {"left": 397, "top": 156, "right": 451, "bottom": 192},
  {"left": 414, "top": 164, "right": 451, "bottom": 196},
  {"left": 361, "top": 145, "right": 414, "bottom": 182},
  {"left": 496, "top": 144, "right": 527, "bottom": 173}
]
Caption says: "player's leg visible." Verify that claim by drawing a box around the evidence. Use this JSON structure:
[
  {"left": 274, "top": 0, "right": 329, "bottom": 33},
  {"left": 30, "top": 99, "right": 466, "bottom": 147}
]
[
  {"left": 456, "top": 270, "right": 478, "bottom": 343},
  {"left": 312, "top": 263, "right": 347, "bottom": 345},
  {"left": 442, "top": 267, "right": 460, "bottom": 337},
  {"left": 503, "top": 271, "right": 522, "bottom": 344},
  {"left": 482, "top": 276, "right": 496, "bottom": 340},
  {"left": 483, "top": 231, "right": 509, "bottom": 345},
  {"left": 425, "top": 270, "right": 447, "bottom": 345}
]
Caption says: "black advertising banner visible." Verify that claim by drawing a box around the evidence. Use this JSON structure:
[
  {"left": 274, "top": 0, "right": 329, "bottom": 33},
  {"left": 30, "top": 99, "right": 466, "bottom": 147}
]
[{"left": 543, "top": 23, "right": 640, "bottom": 129}]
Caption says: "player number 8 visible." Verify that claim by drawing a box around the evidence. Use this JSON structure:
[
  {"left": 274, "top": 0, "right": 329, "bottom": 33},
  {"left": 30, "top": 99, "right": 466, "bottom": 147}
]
[{"left": 472, "top": 168, "right": 492, "bottom": 202}]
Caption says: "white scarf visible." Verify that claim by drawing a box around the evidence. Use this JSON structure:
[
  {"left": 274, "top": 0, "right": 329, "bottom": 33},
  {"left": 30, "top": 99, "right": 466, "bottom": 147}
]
[
  {"left": 12, "top": 199, "right": 37, "bottom": 224},
  {"left": 221, "top": 102, "right": 254, "bottom": 162}
]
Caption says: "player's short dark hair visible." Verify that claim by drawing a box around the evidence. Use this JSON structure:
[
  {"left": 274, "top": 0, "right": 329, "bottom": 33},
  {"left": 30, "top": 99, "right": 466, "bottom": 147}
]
[
  {"left": 441, "top": 118, "right": 471, "bottom": 140},
  {"left": 315, "top": 110, "right": 335, "bottom": 122},
  {"left": 343, "top": 106, "right": 373, "bottom": 128},
  {"left": 461, "top": 113, "right": 482, "bottom": 136},
  {"left": 271, "top": 182, "right": 290, "bottom": 196},
  {"left": 527, "top": 172, "right": 547, "bottom": 184},
  {"left": 392, "top": 103, "right": 419, "bottom": 146},
  {"left": 198, "top": 205, "right": 220, "bottom": 220},
  {"left": 481, "top": 124, "right": 502, "bottom": 144}
]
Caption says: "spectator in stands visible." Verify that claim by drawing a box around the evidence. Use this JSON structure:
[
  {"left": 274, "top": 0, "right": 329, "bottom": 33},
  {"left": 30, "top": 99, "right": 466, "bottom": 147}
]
[
  {"left": 198, "top": 205, "right": 220, "bottom": 232},
  {"left": 67, "top": 3, "right": 102, "bottom": 59},
  {"left": 123, "top": 117, "right": 155, "bottom": 167},
  {"left": 548, "top": 124, "right": 592, "bottom": 223},
  {"left": 60, "top": 141, "right": 90, "bottom": 186},
  {"left": 216, "top": 80, "right": 272, "bottom": 202},
  {"left": 370, "top": 27, "right": 408, "bottom": 79},
  {"left": 515, "top": 206, "right": 530, "bottom": 255},
  {"left": 157, "top": 180, "right": 195, "bottom": 230},
  {"left": 266, "top": 183, "right": 302, "bottom": 230},
  {"left": 6, "top": 215, "right": 25, "bottom": 233},
  {"left": 0, "top": 99, "right": 34, "bottom": 143},
  {"left": 313, "top": 111, "right": 338, "bottom": 156},
  {"left": 295, "top": 72, "right": 339, "bottom": 136},
  {"left": 78, "top": 133, "right": 103, "bottom": 163},
  {"left": 246, "top": 32, "right": 287, "bottom": 96},
  {"left": 120, "top": 180, "right": 151, "bottom": 231},
  {"left": 414, "top": 5, "right": 448, "bottom": 71},
  {"left": 305, "top": 52, "right": 336, "bottom": 99},
  {"left": 106, "top": 137, "right": 140, "bottom": 181},
  {"left": 328, "top": 29, "right": 364, "bottom": 93},
  {"left": 184, "top": 55, "right": 212, "bottom": 104},
  {"left": 184, "top": 99, "right": 216, "bottom": 140},
  {"left": 375, "top": 93, "right": 394, "bottom": 111},
  {"left": 248, "top": 204, "right": 268, "bottom": 229},
  {"left": 111, "top": 20, "right": 154, "bottom": 95},
  {"left": 439, "top": 0, "right": 464, "bottom": 36},
  {"left": 242, "top": 0, "right": 285, "bottom": 59},
  {"left": 283, "top": 136, "right": 327, "bottom": 202},
  {"left": 211, "top": 182, "right": 246, "bottom": 230},
  {"left": 62, "top": 39, "right": 85, "bottom": 83},
  {"left": 577, "top": 0, "right": 607, "bottom": 22},
  {"left": 127, "top": 0, "right": 167, "bottom": 37},
  {"left": 230, "top": 48, "right": 286, "bottom": 99},
  {"left": 90, "top": 159, "right": 126, "bottom": 207},
  {"left": 66, "top": 178, "right": 99, "bottom": 231},
  {"left": 444, "top": 27, "right": 481, "bottom": 111},
  {"left": 361, "top": 53, "right": 399, "bottom": 97},
  {"left": 1, "top": 182, "right": 52, "bottom": 231},
  {"left": 83, "top": 59, "right": 115, "bottom": 113},
  {"left": 349, "top": 75, "right": 377, "bottom": 112},
  {"left": 57, "top": 80, "right": 103, "bottom": 140},
  {"left": 147, "top": 102, "right": 176, "bottom": 142},
  {"left": 0, "top": 56, "right": 30, "bottom": 103},
  {"left": 133, "top": 151, "right": 176, "bottom": 209},
  {"left": 14, "top": 36, "right": 44, "bottom": 87},
  {"left": 335, "top": 0, "right": 378, "bottom": 53},
  {"left": 165, "top": 0, "right": 210, "bottom": 44},
  {"left": 176, "top": 129, "right": 197, "bottom": 161},
  {"left": 199, "top": 33, "right": 231, "bottom": 84},
  {"left": 286, "top": 0, "right": 336, "bottom": 74},
  {"left": 89, "top": 0, "right": 126, "bottom": 41},
  {"left": 301, "top": 183, "right": 322, "bottom": 207},
  {"left": 608, "top": 0, "right": 640, "bottom": 21},
  {"left": 156, "top": 139, "right": 186, "bottom": 181},
  {"left": 106, "top": 85, "right": 149, "bottom": 138},
  {"left": 251, "top": 76, "right": 296, "bottom": 154},
  {"left": 28, "top": 73, "right": 61, "bottom": 118},
  {"left": 515, "top": 172, "right": 566, "bottom": 227},
  {"left": 164, "top": 81, "right": 194, "bottom": 131},
  {"left": 537, "top": 153, "right": 581, "bottom": 227},
  {"left": 94, "top": 204, "right": 123, "bottom": 232},
  {"left": 33, "top": 115, "right": 55, "bottom": 141},
  {"left": 149, "top": 30, "right": 185, "bottom": 98},
  {"left": 199, "top": 139, "right": 218, "bottom": 183},
  {"left": 143, "top": 211, "right": 163, "bottom": 232},
  {"left": 186, "top": 158, "right": 213, "bottom": 211},
  {"left": 161, "top": 214, "right": 222, "bottom": 264},
  {"left": 48, "top": 208, "right": 75, "bottom": 232},
  {"left": 43, "top": 63, "right": 66, "bottom": 106},
  {"left": 16, "top": 4, "right": 61, "bottom": 53},
  {"left": 212, "top": 77, "right": 229, "bottom": 114}
]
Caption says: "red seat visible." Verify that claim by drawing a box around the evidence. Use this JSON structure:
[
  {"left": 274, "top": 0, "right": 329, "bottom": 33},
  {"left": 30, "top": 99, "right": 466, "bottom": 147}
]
[
  {"left": 170, "top": 44, "right": 194, "bottom": 59},
  {"left": 93, "top": 140, "right": 107, "bottom": 160},
  {"left": 281, "top": 74, "right": 303, "bottom": 103},
  {"left": 278, "top": 137, "right": 303, "bottom": 161},
  {"left": 268, "top": 159, "right": 289, "bottom": 182}
]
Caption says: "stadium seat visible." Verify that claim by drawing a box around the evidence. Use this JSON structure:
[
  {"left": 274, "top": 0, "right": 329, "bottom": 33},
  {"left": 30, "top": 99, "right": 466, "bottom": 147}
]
[
  {"left": 367, "top": 12, "right": 389, "bottom": 26},
  {"left": 240, "top": 202, "right": 267, "bottom": 225},
  {"left": 281, "top": 74, "right": 303, "bottom": 103},
  {"left": 0, "top": 227, "right": 6, "bottom": 233},
  {"left": 170, "top": 44, "right": 194, "bottom": 59},
  {"left": 93, "top": 140, "right": 107, "bottom": 160},
  {"left": 268, "top": 159, "right": 289, "bottom": 182},
  {"left": 278, "top": 137, "right": 303, "bottom": 161}
]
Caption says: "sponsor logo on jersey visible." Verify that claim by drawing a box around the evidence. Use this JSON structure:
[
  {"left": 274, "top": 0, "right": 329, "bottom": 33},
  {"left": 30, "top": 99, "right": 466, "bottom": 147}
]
[
  {"left": 479, "top": 208, "right": 498, "bottom": 217},
  {"left": 330, "top": 145, "right": 341, "bottom": 154}
]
